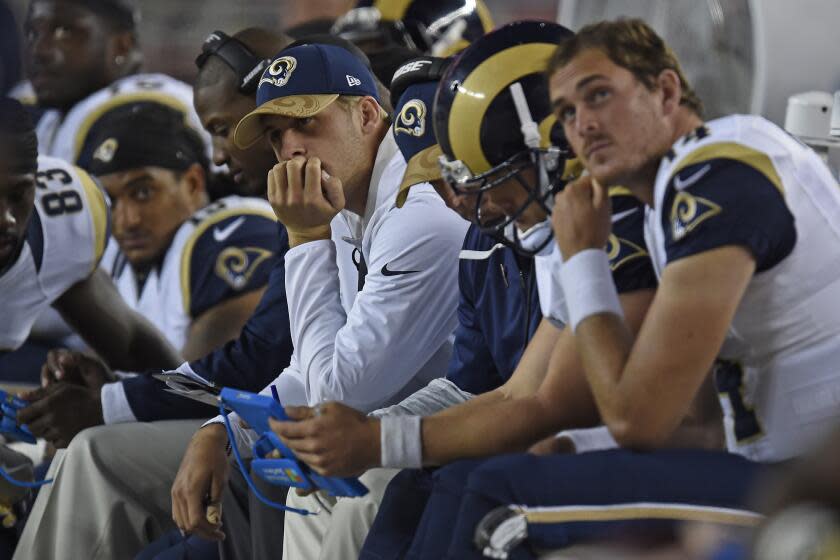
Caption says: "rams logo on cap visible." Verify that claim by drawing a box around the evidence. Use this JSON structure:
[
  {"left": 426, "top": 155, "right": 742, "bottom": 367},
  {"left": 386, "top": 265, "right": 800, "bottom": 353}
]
[
  {"left": 93, "top": 138, "right": 118, "bottom": 163},
  {"left": 259, "top": 56, "right": 297, "bottom": 89},
  {"left": 394, "top": 99, "right": 427, "bottom": 137}
]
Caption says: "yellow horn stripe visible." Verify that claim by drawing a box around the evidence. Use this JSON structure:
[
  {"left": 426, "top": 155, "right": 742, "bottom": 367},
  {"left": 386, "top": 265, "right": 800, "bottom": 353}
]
[
  {"left": 373, "top": 0, "right": 413, "bottom": 20},
  {"left": 448, "top": 43, "right": 556, "bottom": 175},
  {"left": 476, "top": 0, "right": 495, "bottom": 31},
  {"left": 73, "top": 92, "right": 191, "bottom": 162}
]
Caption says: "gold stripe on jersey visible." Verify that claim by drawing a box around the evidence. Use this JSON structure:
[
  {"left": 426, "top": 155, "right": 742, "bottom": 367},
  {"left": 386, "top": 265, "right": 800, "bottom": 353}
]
[
  {"left": 608, "top": 186, "right": 633, "bottom": 197},
  {"left": 72, "top": 92, "right": 192, "bottom": 162},
  {"left": 670, "top": 142, "right": 784, "bottom": 195},
  {"left": 75, "top": 167, "right": 109, "bottom": 268},
  {"left": 448, "top": 43, "right": 557, "bottom": 174},
  {"left": 180, "top": 207, "right": 277, "bottom": 316},
  {"left": 520, "top": 503, "right": 762, "bottom": 527}
]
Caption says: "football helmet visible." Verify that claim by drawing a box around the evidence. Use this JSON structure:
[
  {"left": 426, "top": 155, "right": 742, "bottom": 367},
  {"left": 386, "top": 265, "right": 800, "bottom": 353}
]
[
  {"left": 434, "top": 20, "right": 575, "bottom": 256},
  {"left": 332, "top": 0, "right": 494, "bottom": 58}
]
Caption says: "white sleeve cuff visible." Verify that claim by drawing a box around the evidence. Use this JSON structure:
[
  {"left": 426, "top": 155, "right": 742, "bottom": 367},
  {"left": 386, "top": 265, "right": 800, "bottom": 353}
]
[
  {"left": 101, "top": 381, "right": 138, "bottom": 424},
  {"left": 202, "top": 413, "right": 257, "bottom": 459}
]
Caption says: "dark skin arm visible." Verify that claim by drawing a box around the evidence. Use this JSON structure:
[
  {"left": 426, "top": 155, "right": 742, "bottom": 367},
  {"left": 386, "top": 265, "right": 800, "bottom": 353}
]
[
  {"left": 26, "top": 279, "right": 264, "bottom": 447},
  {"left": 18, "top": 269, "right": 181, "bottom": 447},
  {"left": 52, "top": 268, "right": 181, "bottom": 371},
  {"left": 181, "top": 288, "right": 266, "bottom": 362}
]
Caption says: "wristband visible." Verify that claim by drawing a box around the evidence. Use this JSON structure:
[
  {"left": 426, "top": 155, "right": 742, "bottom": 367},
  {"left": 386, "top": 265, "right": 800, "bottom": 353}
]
[
  {"left": 559, "top": 248, "right": 623, "bottom": 331},
  {"left": 556, "top": 426, "right": 618, "bottom": 454},
  {"left": 287, "top": 225, "right": 332, "bottom": 248},
  {"left": 380, "top": 415, "right": 422, "bottom": 469}
]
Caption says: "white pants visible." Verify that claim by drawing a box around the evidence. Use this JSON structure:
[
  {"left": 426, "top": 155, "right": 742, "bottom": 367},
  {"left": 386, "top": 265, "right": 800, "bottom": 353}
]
[
  {"left": 13, "top": 419, "right": 203, "bottom": 560},
  {"left": 282, "top": 468, "right": 399, "bottom": 560}
]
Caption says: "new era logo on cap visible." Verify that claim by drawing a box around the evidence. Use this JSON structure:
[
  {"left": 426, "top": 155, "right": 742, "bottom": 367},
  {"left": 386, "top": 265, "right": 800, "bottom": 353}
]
[{"left": 346, "top": 75, "right": 362, "bottom": 87}]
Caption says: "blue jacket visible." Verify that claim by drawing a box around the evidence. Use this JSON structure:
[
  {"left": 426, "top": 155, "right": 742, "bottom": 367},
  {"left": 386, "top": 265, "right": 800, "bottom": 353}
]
[
  {"left": 122, "top": 225, "right": 294, "bottom": 421},
  {"left": 446, "top": 225, "right": 542, "bottom": 394}
]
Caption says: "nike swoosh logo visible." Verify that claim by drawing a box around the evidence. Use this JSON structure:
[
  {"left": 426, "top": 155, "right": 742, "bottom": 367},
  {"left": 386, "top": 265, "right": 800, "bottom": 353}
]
[
  {"left": 674, "top": 163, "right": 711, "bottom": 191},
  {"left": 381, "top": 263, "right": 420, "bottom": 277},
  {"left": 213, "top": 216, "right": 246, "bottom": 242},
  {"left": 611, "top": 208, "right": 639, "bottom": 224}
]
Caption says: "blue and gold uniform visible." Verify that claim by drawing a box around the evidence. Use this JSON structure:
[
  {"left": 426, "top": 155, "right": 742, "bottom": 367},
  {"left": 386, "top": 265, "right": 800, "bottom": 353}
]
[
  {"left": 102, "top": 196, "right": 280, "bottom": 353},
  {"left": 432, "top": 115, "right": 840, "bottom": 560},
  {"left": 0, "top": 156, "right": 108, "bottom": 353},
  {"left": 646, "top": 114, "right": 840, "bottom": 462}
]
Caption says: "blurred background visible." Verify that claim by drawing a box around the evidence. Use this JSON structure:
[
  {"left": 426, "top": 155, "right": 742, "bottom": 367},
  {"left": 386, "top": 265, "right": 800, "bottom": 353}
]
[
  {"left": 5, "top": 0, "right": 840, "bottom": 127},
  {"left": 4, "top": 0, "right": 557, "bottom": 81}
]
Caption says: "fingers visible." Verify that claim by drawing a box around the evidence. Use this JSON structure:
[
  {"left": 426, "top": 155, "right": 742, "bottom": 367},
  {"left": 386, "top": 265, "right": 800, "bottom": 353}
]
[
  {"left": 285, "top": 156, "right": 306, "bottom": 206},
  {"left": 183, "top": 483, "right": 224, "bottom": 541},
  {"left": 171, "top": 486, "right": 186, "bottom": 534},
  {"left": 303, "top": 157, "right": 323, "bottom": 205},
  {"left": 269, "top": 417, "right": 315, "bottom": 440},
  {"left": 591, "top": 177, "right": 608, "bottom": 209},
  {"left": 321, "top": 171, "right": 345, "bottom": 211},
  {"left": 283, "top": 405, "right": 317, "bottom": 421},
  {"left": 267, "top": 162, "right": 288, "bottom": 209},
  {"left": 16, "top": 387, "right": 55, "bottom": 424},
  {"left": 40, "top": 364, "right": 55, "bottom": 389}
]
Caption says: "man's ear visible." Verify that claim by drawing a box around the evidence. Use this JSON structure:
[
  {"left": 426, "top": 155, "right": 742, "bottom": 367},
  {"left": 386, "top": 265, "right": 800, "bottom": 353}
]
[
  {"left": 657, "top": 69, "right": 682, "bottom": 116},
  {"left": 105, "top": 31, "right": 141, "bottom": 78},
  {"left": 180, "top": 163, "right": 208, "bottom": 209},
  {"left": 358, "top": 96, "right": 386, "bottom": 134}
]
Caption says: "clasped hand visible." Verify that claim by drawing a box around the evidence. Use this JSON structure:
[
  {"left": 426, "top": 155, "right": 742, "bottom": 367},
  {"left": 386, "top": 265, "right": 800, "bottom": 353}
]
[
  {"left": 552, "top": 175, "right": 612, "bottom": 259},
  {"left": 269, "top": 401, "right": 379, "bottom": 479},
  {"left": 268, "top": 156, "right": 345, "bottom": 246}
]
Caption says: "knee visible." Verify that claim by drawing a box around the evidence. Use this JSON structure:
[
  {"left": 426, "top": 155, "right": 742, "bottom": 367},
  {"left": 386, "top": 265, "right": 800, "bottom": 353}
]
[
  {"left": 432, "top": 459, "right": 488, "bottom": 495},
  {"left": 463, "top": 454, "right": 543, "bottom": 505}
]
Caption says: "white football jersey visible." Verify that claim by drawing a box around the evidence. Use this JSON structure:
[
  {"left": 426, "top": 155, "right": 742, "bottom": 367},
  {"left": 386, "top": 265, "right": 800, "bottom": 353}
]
[
  {"left": 0, "top": 156, "right": 109, "bottom": 351},
  {"left": 645, "top": 114, "right": 840, "bottom": 462},
  {"left": 100, "top": 196, "right": 280, "bottom": 352},
  {"left": 33, "top": 73, "right": 208, "bottom": 164}
]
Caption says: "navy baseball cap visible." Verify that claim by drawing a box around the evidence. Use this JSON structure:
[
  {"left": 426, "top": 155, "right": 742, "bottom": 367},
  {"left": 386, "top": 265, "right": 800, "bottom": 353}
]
[{"left": 234, "top": 43, "right": 381, "bottom": 149}]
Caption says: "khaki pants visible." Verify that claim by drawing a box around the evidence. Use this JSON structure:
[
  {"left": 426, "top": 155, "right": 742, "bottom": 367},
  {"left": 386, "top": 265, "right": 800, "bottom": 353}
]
[
  {"left": 283, "top": 468, "right": 399, "bottom": 560},
  {"left": 13, "top": 420, "right": 203, "bottom": 560}
]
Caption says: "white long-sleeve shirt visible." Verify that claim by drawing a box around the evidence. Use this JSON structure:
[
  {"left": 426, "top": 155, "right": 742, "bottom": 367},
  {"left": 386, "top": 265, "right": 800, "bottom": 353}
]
[{"left": 212, "top": 131, "right": 469, "bottom": 450}]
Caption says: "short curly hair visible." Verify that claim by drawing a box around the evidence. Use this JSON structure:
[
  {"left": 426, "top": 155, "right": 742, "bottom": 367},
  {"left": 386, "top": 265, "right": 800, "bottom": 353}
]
[
  {"left": 548, "top": 18, "right": 703, "bottom": 118},
  {"left": 0, "top": 98, "right": 38, "bottom": 174}
]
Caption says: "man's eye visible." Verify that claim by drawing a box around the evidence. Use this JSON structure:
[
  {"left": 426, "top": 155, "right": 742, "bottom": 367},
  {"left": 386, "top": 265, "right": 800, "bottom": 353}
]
[
  {"left": 560, "top": 106, "right": 575, "bottom": 124},
  {"left": 53, "top": 25, "right": 71, "bottom": 40},
  {"left": 296, "top": 117, "right": 314, "bottom": 128},
  {"left": 133, "top": 187, "right": 152, "bottom": 201},
  {"left": 589, "top": 89, "right": 611, "bottom": 104}
]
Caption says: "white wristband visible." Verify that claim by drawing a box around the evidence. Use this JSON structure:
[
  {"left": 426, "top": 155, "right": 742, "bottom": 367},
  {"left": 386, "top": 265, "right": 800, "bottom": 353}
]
[
  {"left": 556, "top": 426, "right": 618, "bottom": 454},
  {"left": 380, "top": 415, "right": 422, "bottom": 469},
  {"left": 559, "top": 248, "right": 623, "bottom": 331}
]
